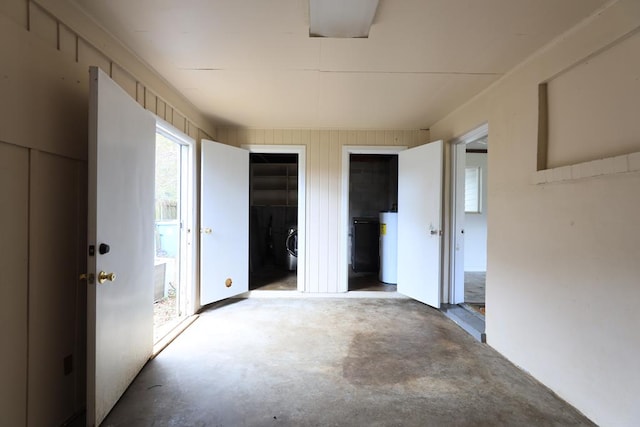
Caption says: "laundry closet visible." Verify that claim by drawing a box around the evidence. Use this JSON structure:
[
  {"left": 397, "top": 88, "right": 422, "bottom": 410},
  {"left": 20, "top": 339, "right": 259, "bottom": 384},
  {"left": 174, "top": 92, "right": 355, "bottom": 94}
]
[{"left": 249, "top": 153, "right": 299, "bottom": 290}]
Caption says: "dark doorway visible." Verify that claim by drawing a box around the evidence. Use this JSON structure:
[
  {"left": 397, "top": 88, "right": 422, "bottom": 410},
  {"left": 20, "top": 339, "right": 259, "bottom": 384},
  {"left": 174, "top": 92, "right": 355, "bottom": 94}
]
[
  {"left": 249, "top": 153, "right": 298, "bottom": 290},
  {"left": 348, "top": 154, "right": 398, "bottom": 291}
]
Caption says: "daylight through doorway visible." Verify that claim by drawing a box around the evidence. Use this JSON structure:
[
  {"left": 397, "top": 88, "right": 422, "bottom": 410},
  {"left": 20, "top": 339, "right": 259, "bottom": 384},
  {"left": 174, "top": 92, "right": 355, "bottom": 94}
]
[
  {"left": 450, "top": 124, "right": 488, "bottom": 315},
  {"left": 154, "top": 131, "right": 188, "bottom": 342}
]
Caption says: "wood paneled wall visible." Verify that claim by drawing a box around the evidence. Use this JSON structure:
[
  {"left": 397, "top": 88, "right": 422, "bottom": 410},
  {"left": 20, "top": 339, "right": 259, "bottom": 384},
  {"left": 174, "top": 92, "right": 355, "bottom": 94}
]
[
  {"left": 0, "top": 0, "right": 216, "bottom": 425},
  {"left": 0, "top": 144, "right": 29, "bottom": 427},
  {"left": 216, "top": 129, "right": 429, "bottom": 293}
]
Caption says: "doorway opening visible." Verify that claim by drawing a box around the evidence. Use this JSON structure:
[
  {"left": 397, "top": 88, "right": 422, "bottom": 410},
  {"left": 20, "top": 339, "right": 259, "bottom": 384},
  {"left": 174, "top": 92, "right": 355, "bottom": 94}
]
[
  {"left": 448, "top": 124, "right": 488, "bottom": 338},
  {"left": 153, "top": 123, "right": 194, "bottom": 343},
  {"left": 249, "top": 153, "right": 299, "bottom": 290},
  {"left": 346, "top": 154, "right": 399, "bottom": 291}
]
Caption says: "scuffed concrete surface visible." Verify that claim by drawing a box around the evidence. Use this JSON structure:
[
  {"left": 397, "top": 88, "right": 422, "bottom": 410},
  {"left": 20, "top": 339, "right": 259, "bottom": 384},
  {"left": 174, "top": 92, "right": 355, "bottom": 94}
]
[{"left": 103, "top": 298, "right": 594, "bottom": 426}]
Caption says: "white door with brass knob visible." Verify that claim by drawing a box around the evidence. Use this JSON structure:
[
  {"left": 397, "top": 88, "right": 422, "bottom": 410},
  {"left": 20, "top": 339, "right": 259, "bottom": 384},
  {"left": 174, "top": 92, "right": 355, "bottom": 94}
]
[
  {"left": 87, "top": 67, "right": 156, "bottom": 426},
  {"left": 200, "top": 140, "right": 249, "bottom": 305},
  {"left": 397, "top": 140, "right": 444, "bottom": 308},
  {"left": 97, "top": 271, "right": 116, "bottom": 284}
]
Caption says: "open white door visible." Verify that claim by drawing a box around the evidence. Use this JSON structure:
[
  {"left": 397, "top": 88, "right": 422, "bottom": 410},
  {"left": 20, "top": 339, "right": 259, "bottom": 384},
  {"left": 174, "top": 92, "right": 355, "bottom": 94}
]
[
  {"left": 397, "top": 140, "right": 443, "bottom": 307},
  {"left": 200, "top": 140, "right": 249, "bottom": 306},
  {"left": 87, "top": 67, "right": 156, "bottom": 426},
  {"left": 451, "top": 142, "right": 466, "bottom": 303}
]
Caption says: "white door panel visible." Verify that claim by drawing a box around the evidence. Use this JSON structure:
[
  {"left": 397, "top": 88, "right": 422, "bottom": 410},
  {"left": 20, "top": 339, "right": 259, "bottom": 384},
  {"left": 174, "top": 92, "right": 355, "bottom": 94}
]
[
  {"left": 452, "top": 143, "right": 466, "bottom": 303},
  {"left": 397, "top": 141, "right": 443, "bottom": 307},
  {"left": 200, "top": 140, "right": 249, "bottom": 306},
  {"left": 87, "top": 67, "right": 156, "bottom": 426}
]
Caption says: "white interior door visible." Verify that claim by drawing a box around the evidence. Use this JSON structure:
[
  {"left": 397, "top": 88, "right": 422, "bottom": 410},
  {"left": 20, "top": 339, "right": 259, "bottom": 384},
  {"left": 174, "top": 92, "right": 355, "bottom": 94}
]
[
  {"left": 397, "top": 140, "right": 444, "bottom": 307},
  {"left": 452, "top": 142, "right": 466, "bottom": 303},
  {"left": 87, "top": 67, "right": 156, "bottom": 426},
  {"left": 200, "top": 140, "right": 249, "bottom": 306}
]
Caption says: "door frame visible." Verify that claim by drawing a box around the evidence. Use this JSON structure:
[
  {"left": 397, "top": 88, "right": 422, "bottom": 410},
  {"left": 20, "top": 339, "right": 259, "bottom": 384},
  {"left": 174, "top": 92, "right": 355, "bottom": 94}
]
[
  {"left": 156, "top": 120, "right": 197, "bottom": 317},
  {"left": 448, "top": 123, "right": 488, "bottom": 304},
  {"left": 242, "top": 145, "right": 307, "bottom": 292},
  {"left": 339, "top": 146, "right": 407, "bottom": 293}
]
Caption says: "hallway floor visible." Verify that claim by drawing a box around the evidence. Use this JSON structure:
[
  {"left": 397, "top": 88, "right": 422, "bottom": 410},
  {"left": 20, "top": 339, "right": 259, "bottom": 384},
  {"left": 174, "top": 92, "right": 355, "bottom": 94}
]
[
  {"left": 464, "top": 271, "right": 486, "bottom": 304},
  {"left": 102, "top": 298, "right": 593, "bottom": 426}
]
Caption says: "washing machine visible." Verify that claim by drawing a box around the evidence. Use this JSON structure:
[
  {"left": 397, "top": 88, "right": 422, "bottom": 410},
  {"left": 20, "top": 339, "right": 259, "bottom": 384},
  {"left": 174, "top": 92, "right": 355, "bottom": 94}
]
[{"left": 286, "top": 225, "right": 298, "bottom": 271}]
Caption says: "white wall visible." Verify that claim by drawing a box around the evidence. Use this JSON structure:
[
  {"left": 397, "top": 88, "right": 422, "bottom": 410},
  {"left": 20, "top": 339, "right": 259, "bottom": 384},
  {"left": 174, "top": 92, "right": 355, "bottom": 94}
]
[
  {"left": 547, "top": 29, "right": 640, "bottom": 168},
  {"left": 464, "top": 152, "right": 487, "bottom": 271},
  {"left": 430, "top": 1, "right": 640, "bottom": 425}
]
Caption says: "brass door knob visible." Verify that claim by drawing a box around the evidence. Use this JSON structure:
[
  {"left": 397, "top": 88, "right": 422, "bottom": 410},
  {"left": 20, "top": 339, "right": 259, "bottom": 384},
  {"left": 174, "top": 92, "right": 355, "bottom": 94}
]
[{"left": 98, "top": 271, "right": 116, "bottom": 284}]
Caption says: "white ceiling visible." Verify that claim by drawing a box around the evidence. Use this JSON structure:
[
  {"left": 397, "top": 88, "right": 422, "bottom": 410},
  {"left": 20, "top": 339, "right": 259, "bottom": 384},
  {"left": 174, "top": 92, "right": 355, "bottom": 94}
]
[{"left": 71, "top": 0, "right": 607, "bottom": 130}]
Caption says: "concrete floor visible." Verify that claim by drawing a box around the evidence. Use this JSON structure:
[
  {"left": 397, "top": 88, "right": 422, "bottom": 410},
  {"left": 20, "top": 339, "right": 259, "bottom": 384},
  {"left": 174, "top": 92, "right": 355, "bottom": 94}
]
[
  {"left": 102, "top": 298, "right": 593, "bottom": 426},
  {"left": 464, "top": 271, "right": 486, "bottom": 304},
  {"left": 252, "top": 267, "right": 396, "bottom": 292},
  {"left": 250, "top": 265, "right": 297, "bottom": 290},
  {"left": 349, "top": 272, "right": 397, "bottom": 292}
]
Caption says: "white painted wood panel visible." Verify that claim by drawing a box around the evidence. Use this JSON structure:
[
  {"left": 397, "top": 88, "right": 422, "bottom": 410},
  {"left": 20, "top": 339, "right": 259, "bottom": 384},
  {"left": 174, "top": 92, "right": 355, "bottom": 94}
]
[
  {"left": 187, "top": 121, "right": 199, "bottom": 141},
  {"left": 144, "top": 88, "right": 157, "bottom": 114},
  {"left": 136, "top": 81, "right": 145, "bottom": 106},
  {"left": 78, "top": 38, "right": 111, "bottom": 75},
  {"left": 87, "top": 67, "right": 156, "bottom": 426},
  {"left": 0, "top": 142, "right": 28, "bottom": 427},
  {"left": 111, "top": 63, "right": 137, "bottom": 100},
  {"left": 397, "top": 141, "right": 444, "bottom": 307},
  {"left": 173, "top": 110, "right": 186, "bottom": 133},
  {"left": 318, "top": 131, "right": 330, "bottom": 292},
  {"left": 0, "top": 15, "right": 87, "bottom": 159},
  {"left": 156, "top": 98, "right": 166, "bottom": 120},
  {"left": 28, "top": 151, "right": 81, "bottom": 427},
  {"left": 29, "top": 2, "right": 58, "bottom": 49},
  {"left": 200, "top": 140, "right": 249, "bottom": 305},
  {"left": 327, "top": 131, "right": 341, "bottom": 291},
  {"left": 308, "top": 131, "right": 320, "bottom": 292},
  {"left": 58, "top": 23, "right": 77, "bottom": 61},
  {"left": 0, "top": 0, "right": 28, "bottom": 28},
  {"left": 165, "top": 105, "right": 174, "bottom": 124},
  {"left": 27, "top": 0, "right": 215, "bottom": 137}
]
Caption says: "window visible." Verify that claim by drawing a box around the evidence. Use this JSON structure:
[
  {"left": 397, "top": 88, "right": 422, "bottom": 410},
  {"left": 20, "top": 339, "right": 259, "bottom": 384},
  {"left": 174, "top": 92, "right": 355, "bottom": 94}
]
[{"left": 465, "top": 166, "right": 481, "bottom": 213}]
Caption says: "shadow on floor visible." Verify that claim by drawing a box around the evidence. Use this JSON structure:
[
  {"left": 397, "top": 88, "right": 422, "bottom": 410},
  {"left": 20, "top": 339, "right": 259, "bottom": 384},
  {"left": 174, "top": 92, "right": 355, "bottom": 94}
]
[
  {"left": 250, "top": 264, "right": 297, "bottom": 290},
  {"left": 103, "top": 298, "right": 595, "bottom": 427},
  {"left": 349, "top": 273, "right": 397, "bottom": 292}
]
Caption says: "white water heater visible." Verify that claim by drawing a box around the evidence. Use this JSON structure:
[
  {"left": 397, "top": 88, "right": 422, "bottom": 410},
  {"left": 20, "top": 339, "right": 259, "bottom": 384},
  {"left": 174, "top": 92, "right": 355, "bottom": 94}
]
[{"left": 379, "top": 211, "right": 398, "bottom": 284}]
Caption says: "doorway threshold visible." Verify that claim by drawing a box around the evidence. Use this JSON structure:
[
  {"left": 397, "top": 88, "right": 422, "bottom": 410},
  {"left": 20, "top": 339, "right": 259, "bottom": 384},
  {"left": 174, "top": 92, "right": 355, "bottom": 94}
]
[
  {"left": 236, "top": 290, "right": 410, "bottom": 299},
  {"left": 441, "top": 304, "right": 486, "bottom": 343},
  {"left": 152, "top": 314, "right": 199, "bottom": 358}
]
